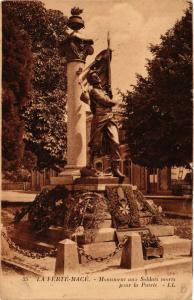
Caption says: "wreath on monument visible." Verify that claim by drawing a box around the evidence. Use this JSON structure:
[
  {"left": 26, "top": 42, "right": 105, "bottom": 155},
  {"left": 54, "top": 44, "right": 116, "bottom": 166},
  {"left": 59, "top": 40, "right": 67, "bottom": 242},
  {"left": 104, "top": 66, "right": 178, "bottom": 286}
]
[
  {"left": 13, "top": 186, "right": 107, "bottom": 235},
  {"left": 105, "top": 185, "right": 164, "bottom": 229},
  {"left": 14, "top": 185, "right": 69, "bottom": 233},
  {"left": 133, "top": 190, "right": 164, "bottom": 224},
  {"left": 106, "top": 185, "right": 140, "bottom": 228},
  {"left": 64, "top": 191, "right": 107, "bottom": 241}
]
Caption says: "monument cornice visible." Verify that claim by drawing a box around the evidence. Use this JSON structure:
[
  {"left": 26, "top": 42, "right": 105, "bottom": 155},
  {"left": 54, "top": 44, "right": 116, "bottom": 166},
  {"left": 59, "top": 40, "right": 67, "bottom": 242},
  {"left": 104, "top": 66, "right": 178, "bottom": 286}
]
[{"left": 63, "top": 35, "right": 94, "bottom": 64}]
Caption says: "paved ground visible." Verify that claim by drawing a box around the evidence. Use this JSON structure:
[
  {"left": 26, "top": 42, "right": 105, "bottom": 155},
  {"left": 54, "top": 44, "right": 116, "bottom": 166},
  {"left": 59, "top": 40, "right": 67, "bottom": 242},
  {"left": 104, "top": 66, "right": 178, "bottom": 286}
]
[{"left": 1, "top": 191, "right": 37, "bottom": 203}]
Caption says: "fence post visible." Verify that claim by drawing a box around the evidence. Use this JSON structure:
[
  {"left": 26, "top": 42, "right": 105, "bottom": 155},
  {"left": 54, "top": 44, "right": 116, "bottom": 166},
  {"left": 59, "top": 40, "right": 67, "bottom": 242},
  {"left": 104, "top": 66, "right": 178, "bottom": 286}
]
[
  {"left": 120, "top": 233, "right": 144, "bottom": 269},
  {"left": 55, "top": 239, "right": 80, "bottom": 274},
  {"left": 1, "top": 225, "right": 12, "bottom": 257}
]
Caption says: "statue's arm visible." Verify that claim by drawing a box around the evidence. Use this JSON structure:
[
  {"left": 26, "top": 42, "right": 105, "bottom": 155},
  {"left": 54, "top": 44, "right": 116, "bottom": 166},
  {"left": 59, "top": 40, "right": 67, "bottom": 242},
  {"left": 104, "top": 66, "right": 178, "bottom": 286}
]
[
  {"left": 80, "top": 91, "right": 90, "bottom": 104},
  {"left": 90, "top": 88, "right": 116, "bottom": 107}
]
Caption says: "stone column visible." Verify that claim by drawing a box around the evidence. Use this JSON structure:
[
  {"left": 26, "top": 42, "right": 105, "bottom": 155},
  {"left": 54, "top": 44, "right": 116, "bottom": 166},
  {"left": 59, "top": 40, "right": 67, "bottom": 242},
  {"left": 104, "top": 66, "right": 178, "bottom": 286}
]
[
  {"left": 60, "top": 54, "right": 93, "bottom": 183},
  {"left": 61, "top": 61, "right": 87, "bottom": 177},
  {"left": 57, "top": 8, "right": 94, "bottom": 183}
]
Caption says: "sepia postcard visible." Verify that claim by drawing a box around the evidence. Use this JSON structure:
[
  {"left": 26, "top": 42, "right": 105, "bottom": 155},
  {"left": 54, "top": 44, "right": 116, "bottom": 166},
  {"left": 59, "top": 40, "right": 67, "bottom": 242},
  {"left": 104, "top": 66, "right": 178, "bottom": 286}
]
[{"left": 1, "top": 0, "right": 192, "bottom": 299}]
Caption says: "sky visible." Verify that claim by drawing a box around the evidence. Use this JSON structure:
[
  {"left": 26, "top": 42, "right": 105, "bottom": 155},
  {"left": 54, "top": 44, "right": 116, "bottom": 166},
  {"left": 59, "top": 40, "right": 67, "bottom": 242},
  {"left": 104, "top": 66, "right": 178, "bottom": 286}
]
[{"left": 43, "top": 0, "right": 188, "bottom": 96}]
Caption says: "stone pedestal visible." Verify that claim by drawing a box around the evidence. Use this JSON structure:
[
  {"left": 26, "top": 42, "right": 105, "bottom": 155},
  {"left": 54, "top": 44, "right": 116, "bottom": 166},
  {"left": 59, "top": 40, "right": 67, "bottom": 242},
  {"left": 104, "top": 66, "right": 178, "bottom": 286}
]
[
  {"left": 50, "top": 176, "right": 132, "bottom": 190},
  {"left": 55, "top": 239, "right": 80, "bottom": 274},
  {"left": 120, "top": 233, "right": 144, "bottom": 269},
  {"left": 1, "top": 225, "right": 11, "bottom": 257}
]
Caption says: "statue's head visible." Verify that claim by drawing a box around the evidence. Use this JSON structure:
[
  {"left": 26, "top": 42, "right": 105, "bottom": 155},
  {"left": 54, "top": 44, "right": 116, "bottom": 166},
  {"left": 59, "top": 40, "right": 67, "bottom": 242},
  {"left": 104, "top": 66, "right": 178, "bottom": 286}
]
[{"left": 87, "top": 71, "right": 101, "bottom": 85}]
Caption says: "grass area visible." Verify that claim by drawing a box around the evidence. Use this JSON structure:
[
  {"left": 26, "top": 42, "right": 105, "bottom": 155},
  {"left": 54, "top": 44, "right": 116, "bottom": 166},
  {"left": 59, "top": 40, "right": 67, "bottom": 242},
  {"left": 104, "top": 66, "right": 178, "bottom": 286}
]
[{"left": 164, "top": 217, "right": 192, "bottom": 239}]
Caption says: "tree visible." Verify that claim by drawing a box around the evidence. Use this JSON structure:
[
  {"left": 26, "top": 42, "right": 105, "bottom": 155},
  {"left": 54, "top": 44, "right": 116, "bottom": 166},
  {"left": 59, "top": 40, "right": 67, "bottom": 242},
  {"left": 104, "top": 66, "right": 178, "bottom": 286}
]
[
  {"left": 23, "top": 90, "right": 67, "bottom": 170},
  {"left": 2, "top": 4, "right": 32, "bottom": 175},
  {"left": 122, "top": 4, "right": 192, "bottom": 169},
  {"left": 4, "top": 1, "right": 68, "bottom": 170}
]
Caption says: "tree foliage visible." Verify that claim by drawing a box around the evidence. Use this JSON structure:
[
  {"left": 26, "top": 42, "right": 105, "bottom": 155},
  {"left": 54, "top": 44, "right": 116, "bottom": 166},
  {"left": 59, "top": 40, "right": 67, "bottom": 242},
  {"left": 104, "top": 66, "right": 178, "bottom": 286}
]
[
  {"left": 4, "top": 1, "right": 68, "bottom": 170},
  {"left": 2, "top": 4, "right": 32, "bottom": 174},
  {"left": 122, "top": 4, "right": 192, "bottom": 168}
]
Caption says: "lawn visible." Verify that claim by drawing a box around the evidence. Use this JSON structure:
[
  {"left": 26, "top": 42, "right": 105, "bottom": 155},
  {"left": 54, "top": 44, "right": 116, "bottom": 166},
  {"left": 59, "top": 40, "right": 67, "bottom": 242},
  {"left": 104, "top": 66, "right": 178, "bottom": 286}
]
[{"left": 164, "top": 216, "right": 192, "bottom": 240}]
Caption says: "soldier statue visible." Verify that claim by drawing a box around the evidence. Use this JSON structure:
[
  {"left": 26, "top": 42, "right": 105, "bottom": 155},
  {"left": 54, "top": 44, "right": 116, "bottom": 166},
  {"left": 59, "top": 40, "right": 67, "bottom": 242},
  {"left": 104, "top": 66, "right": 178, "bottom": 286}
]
[{"left": 82, "top": 71, "right": 125, "bottom": 180}]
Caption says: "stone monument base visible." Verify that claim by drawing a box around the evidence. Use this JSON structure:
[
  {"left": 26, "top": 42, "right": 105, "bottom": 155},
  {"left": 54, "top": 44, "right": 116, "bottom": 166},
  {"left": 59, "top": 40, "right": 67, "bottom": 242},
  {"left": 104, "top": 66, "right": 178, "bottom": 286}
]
[
  {"left": 9, "top": 178, "right": 192, "bottom": 266},
  {"left": 50, "top": 176, "right": 130, "bottom": 191},
  {"left": 10, "top": 221, "right": 191, "bottom": 260}
]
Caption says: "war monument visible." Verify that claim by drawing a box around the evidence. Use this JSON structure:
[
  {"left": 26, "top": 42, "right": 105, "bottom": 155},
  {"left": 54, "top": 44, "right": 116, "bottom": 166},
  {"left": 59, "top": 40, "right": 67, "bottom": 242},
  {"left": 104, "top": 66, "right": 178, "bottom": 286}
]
[{"left": 2, "top": 7, "right": 192, "bottom": 276}]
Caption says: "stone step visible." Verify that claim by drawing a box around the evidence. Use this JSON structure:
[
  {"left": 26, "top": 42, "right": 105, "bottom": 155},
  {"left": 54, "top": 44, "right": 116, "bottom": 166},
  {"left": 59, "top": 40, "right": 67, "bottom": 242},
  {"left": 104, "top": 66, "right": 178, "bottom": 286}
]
[
  {"left": 48, "top": 226, "right": 116, "bottom": 244},
  {"left": 159, "top": 236, "right": 192, "bottom": 258},
  {"left": 146, "top": 225, "right": 174, "bottom": 236},
  {"left": 74, "top": 177, "right": 120, "bottom": 185},
  {"left": 86, "top": 228, "right": 116, "bottom": 243},
  {"left": 97, "top": 218, "right": 112, "bottom": 228},
  {"left": 12, "top": 220, "right": 116, "bottom": 247},
  {"left": 47, "top": 226, "right": 71, "bottom": 244},
  {"left": 116, "top": 225, "right": 165, "bottom": 242}
]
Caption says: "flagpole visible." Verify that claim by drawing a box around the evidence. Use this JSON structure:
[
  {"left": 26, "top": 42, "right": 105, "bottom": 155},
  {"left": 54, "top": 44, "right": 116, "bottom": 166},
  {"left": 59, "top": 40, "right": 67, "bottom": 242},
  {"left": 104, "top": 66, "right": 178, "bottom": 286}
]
[{"left": 107, "top": 31, "right": 112, "bottom": 97}]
